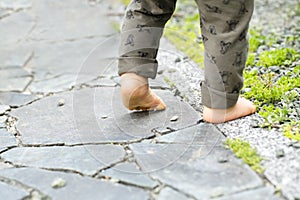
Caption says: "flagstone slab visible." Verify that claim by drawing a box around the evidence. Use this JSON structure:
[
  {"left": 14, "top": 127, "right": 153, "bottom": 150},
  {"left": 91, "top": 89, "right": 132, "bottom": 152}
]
[
  {"left": 29, "top": 0, "right": 115, "bottom": 42},
  {"left": 11, "top": 87, "right": 200, "bottom": 145},
  {"left": 158, "top": 187, "right": 192, "bottom": 200},
  {"left": 1, "top": 145, "right": 125, "bottom": 176},
  {"left": 0, "top": 105, "right": 10, "bottom": 115},
  {"left": 0, "top": 167, "right": 148, "bottom": 200},
  {"left": 0, "top": 0, "right": 32, "bottom": 10},
  {"left": 0, "top": 181, "right": 29, "bottom": 200},
  {"left": 130, "top": 138, "right": 263, "bottom": 199},
  {"left": 0, "top": 66, "right": 32, "bottom": 92},
  {"left": 30, "top": 38, "right": 119, "bottom": 81},
  {"left": 100, "top": 162, "right": 157, "bottom": 189},
  {"left": 0, "top": 92, "right": 37, "bottom": 107},
  {"left": 0, "top": 11, "right": 35, "bottom": 46},
  {"left": 215, "top": 186, "right": 280, "bottom": 200},
  {"left": 0, "top": 130, "right": 17, "bottom": 152}
]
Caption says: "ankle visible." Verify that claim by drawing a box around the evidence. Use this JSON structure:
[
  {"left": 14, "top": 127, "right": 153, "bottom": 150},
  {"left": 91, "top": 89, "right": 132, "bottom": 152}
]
[{"left": 121, "top": 73, "right": 148, "bottom": 85}]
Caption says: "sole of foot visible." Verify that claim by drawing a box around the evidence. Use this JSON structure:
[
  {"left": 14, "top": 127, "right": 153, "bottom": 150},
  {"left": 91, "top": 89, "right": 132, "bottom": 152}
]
[{"left": 203, "top": 97, "right": 256, "bottom": 124}]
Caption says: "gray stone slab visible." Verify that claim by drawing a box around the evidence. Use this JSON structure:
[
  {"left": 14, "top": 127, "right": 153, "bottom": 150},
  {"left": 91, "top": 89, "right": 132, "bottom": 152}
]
[
  {"left": 31, "top": 38, "right": 118, "bottom": 81},
  {"left": 29, "top": 0, "right": 115, "bottom": 42},
  {"left": 0, "top": 105, "right": 10, "bottom": 115},
  {"left": 0, "top": 92, "right": 37, "bottom": 107},
  {"left": 0, "top": 11, "right": 35, "bottom": 46},
  {"left": 11, "top": 87, "right": 200, "bottom": 145},
  {"left": 0, "top": 167, "right": 148, "bottom": 200},
  {"left": 28, "top": 74, "right": 95, "bottom": 93},
  {"left": 264, "top": 150, "right": 300, "bottom": 200},
  {"left": 0, "top": 0, "right": 32, "bottom": 9},
  {"left": 215, "top": 186, "right": 280, "bottom": 200},
  {"left": 85, "top": 77, "right": 117, "bottom": 87},
  {"left": 101, "top": 162, "right": 157, "bottom": 189},
  {"left": 156, "top": 123, "right": 223, "bottom": 146},
  {"left": 130, "top": 141, "right": 263, "bottom": 199},
  {"left": 0, "top": 116, "right": 7, "bottom": 128},
  {"left": 0, "top": 66, "right": 32, "bottom": 92},
  {"left": 158, "top": 187, "right": 192, "bottom": 200},
  {"left": 0, "top": 129, "right": 17, "bottom": 152},
  {"left": 0, "top": 44, "right": 33, "bottom": 67},
  {"left": 1, "top": 145, "right": 125, "bottom": 176},
  {"left": 0, "top": 181, "right": 28, "bottom": 200}
]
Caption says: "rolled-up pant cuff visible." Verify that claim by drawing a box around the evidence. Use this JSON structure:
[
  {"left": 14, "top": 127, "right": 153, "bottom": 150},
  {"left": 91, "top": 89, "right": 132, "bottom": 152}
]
[
  {"left": 201, "top": 81, "right": 239, "bottom": 109},
  {"left": 118, "top": 57, "right": 158, "bottom": 79}
]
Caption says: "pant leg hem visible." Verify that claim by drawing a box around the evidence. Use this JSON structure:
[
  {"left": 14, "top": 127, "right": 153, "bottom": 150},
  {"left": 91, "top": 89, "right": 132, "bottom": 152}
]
[
  {"left": 201, "top": 81, "right": 239, "bottom": 109},
  {"left": 118, "top": 57, "right": 158, "bottom": 79}
]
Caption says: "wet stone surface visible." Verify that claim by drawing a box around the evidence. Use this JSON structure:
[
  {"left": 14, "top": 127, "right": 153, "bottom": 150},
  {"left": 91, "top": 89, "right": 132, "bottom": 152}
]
[
  {"left": 158, "top": 187, "right": 192, "bottom": 200},
  {"left": 130, "top": 125, "right": 264, "bottom": 199},
  {"left": 0, "top": 66, "right": 32, "bottom": 92},
  {"left": 0, "top": 92, "right": 37, "bottom": 107},
  {"left": 1, "top": 145, "right": 126, "bottom": 176},
  {"left": 100, "top": 162, "right": 158, "bottom": 189},
  {"left": 0, "top": 129, "right": 17, "bottom": 152},
  {"left": 0, "top": 167, "right": 148, "bottom": 200},
  {"left": 0, "top": 181, "right": 29, "bottom": 200},
  {"left": 11, "top": 87, "right": 200, "bottom": 145}
]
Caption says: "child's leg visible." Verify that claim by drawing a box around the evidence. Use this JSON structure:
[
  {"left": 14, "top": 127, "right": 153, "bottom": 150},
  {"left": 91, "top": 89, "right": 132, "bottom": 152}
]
[
  {"left": 119, "top": 0, "right": 177, "bottom": 110},
  {"left": 195, "top": 0, "right": 256, "bottom": 123}
]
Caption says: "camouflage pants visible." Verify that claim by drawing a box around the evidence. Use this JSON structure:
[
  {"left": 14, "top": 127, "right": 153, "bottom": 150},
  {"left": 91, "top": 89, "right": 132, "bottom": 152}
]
[{"left": 118, "top": 0, "right": 254, "bottom": 109}]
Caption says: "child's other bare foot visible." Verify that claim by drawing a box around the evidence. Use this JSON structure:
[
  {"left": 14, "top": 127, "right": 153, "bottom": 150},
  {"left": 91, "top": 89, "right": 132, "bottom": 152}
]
[
  {"left": 120, "top": 73, "right": 166, "bottom": 111},
  {"left": 203, "top": 97, "right": 256, "bottom": 124}
]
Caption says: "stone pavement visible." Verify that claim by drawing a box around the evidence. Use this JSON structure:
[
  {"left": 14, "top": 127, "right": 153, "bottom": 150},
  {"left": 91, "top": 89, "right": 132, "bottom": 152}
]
[{"left": 0, "top": 0, "right": 281, "bottom": 199}]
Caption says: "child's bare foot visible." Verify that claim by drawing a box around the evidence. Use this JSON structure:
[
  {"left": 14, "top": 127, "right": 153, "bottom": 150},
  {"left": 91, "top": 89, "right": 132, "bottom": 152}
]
[
  {"left": 120, "top": 73, "right": 166, "bottom": 111},
  {"left": 203, "top": 97, "right": 256, "bottom": 124}
]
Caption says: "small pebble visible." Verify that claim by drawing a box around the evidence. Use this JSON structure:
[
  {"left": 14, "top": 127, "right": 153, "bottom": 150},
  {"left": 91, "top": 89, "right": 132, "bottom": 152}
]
[
  {"left": 170, "top": 115, "right": 179, "bottom": 122},
  {"left": 292, "top": 143, "right": 300, "bottom": 149},
  {"left": 101, "top": 115, "right": 108, "bottom": 119},
  {"left": 218, "top": 157, "right": 228, "bottom": 163},
  {"left": 155, "top": 128, "right": 172, "bottom": 134},
  {"left": 243, "top": 88, "right": 252, "bottom": 93},
  {"left": 174, "top": 57, "right": 181, "bottom": 63},
  {"left": 51, "top": 178, "right": 66, "bottom": 189},
  {"left": 275, "top": 149, "right": 285, "bottom": 158},
  {"left": 57, "top": 99, "right": 65, "bottom": 107},
  {"left": 157, "top": 70, "right": 164, "bottom": 75},
  {"left": 168, "top": 68, "right": 177, "bottom": 73},
  {"left": 269, "top": 66, "right": 280, "bottom": 73},
  {"left": 250, "top": 119, "right": 260, "bottom": 128},
  {"left": 210, "top": 187, "right": 224, "bottom": 198}
]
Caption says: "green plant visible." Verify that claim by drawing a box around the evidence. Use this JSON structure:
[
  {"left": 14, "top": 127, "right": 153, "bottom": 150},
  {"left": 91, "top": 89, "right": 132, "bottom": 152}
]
[
  {"left": 257, "top": 48, "right": 299, "bottom": 67},
  {"left": 246, "top": 53, "right": 256, "bottom": 66},
  {"left": 284, "top": 122, "right": 300, "bottom": 141},
  {"left": 225, "top": 138, "right": 264, "bottom": 174}
]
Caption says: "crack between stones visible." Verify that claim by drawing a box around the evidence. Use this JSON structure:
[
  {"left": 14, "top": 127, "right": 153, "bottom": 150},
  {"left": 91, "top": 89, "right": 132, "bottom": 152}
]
[
  {"left": 27, "top": 33, "right": 117, "bottom": 44},
  {"left": 220, "top": 185, "right": 275, "bottom": 199},
  {"left": 0, "top": 175, "right": 51, "bottom": 200},
  {"left": 0, "top": 8, "right": 24, "bottom": 20}
]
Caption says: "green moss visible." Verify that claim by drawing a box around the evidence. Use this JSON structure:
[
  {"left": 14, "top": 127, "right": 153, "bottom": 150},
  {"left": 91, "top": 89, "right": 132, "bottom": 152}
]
[
  {"left": 259, "top": 105, "right": 291, "bottom": 127},
  {"left": 164, "top": 2, "right": 205, "bottom": 67},
  {"left": 164, "top": 77, "right": 175, "bottom": 88},
  {"left": 257, "top": 48, "right": 299, "bottom": 67},
  {"left": 248, "top": 28, "right": 266, "bottom": 52},
  {"left": 120, "top": 0, "right": 131, "bottom": 5},
  {"left": 111, "top": 22, "right": 121, "bottom": 32},
  {"left": 225, "top": 138, "right": 264, "bottom": 174},
  {"left": 246, "top": 53, "right": 255, "bottom": 66},
  {"left": 284, "top": 122, "right": 300, "bottom": 141}
]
